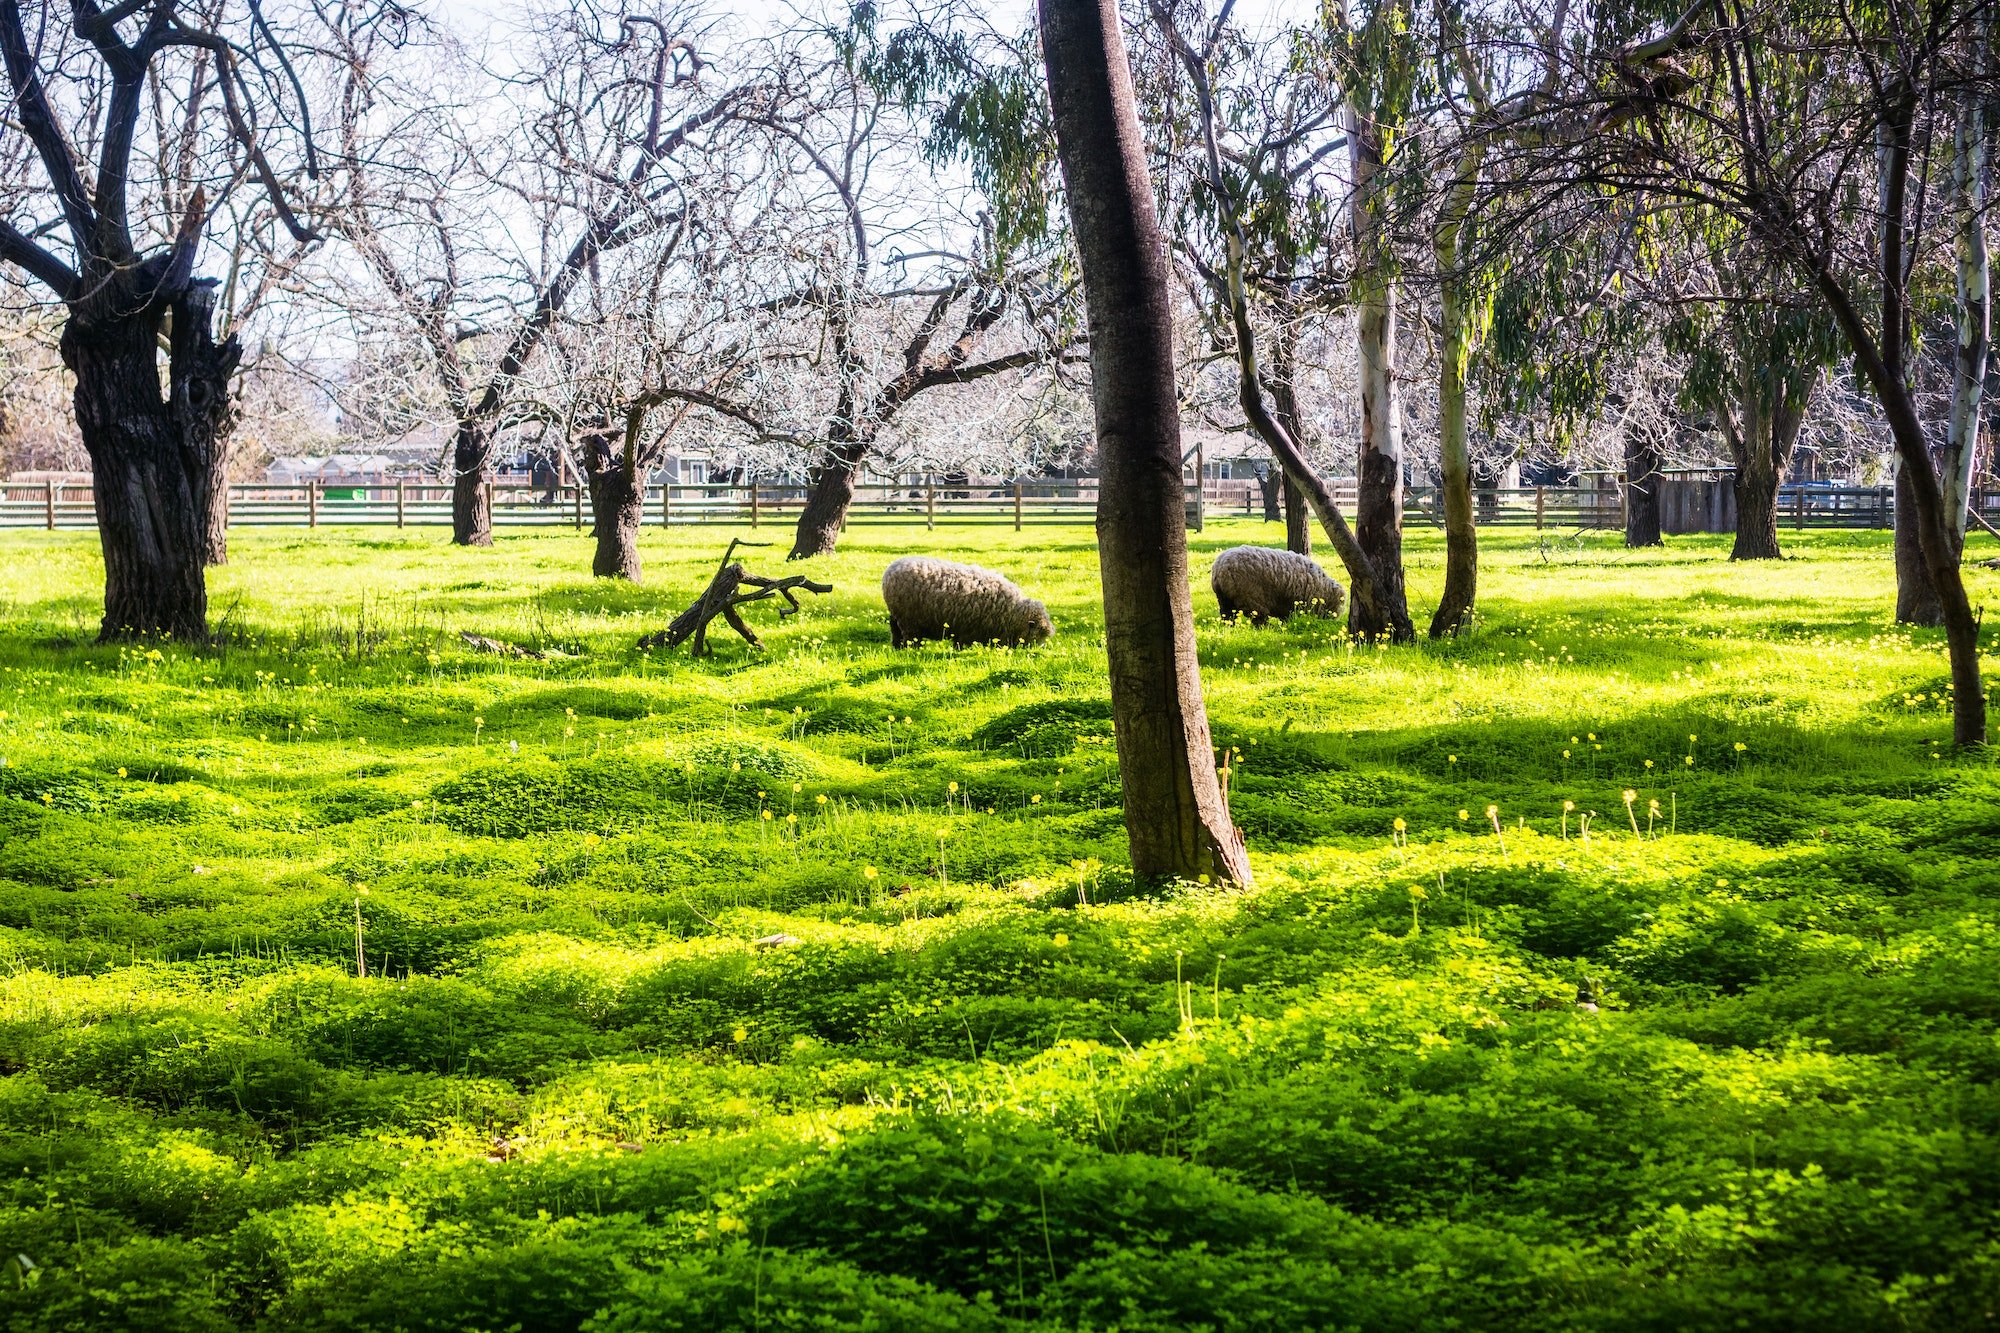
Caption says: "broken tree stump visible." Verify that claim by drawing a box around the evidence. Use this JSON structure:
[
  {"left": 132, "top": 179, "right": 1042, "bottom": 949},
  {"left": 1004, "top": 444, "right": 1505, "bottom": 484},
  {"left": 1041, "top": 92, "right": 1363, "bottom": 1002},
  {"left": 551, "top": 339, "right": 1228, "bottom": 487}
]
[{"left": 640, "top": 539, "right": 831, "bottom": 656}]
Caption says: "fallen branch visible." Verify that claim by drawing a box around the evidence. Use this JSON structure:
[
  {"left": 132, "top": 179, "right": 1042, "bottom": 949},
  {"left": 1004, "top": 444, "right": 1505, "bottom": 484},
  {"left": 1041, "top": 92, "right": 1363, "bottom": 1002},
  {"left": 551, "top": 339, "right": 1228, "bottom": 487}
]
[
  {"left": 460, "top": 631, "right": 553, "bottom": 660},
  {"left": 640, "top": 539, "right": 832, "bottom": 656}
]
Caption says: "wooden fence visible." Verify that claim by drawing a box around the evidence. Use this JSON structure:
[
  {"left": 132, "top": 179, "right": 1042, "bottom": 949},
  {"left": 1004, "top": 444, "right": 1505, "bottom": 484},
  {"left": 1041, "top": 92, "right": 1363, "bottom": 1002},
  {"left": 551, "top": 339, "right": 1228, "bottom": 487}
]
[{"left": 0, "top": 476, "right": 1990, "bottom": 533}]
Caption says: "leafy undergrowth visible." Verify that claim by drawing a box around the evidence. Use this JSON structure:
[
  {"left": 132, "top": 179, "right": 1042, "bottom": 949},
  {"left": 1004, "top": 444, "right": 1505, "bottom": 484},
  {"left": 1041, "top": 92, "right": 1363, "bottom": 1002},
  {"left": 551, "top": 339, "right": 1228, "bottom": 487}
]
[{"left": 0, "top": 524, "right": 1995, "bottom": 1330}]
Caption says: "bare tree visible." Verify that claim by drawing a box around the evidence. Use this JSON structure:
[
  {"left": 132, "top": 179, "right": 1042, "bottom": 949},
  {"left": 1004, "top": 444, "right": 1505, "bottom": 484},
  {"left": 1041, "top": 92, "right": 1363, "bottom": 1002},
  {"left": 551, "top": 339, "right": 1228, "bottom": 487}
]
[
  {"left": 333, "top": 0, "right": 767, "bottom": 547},
  {"left": 0, "top": 0, "right": 361, "bottom": 637}
]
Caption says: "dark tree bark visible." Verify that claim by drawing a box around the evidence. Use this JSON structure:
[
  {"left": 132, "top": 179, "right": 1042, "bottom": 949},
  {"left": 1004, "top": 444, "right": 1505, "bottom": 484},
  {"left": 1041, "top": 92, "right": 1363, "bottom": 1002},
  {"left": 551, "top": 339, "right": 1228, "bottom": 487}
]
[
  {"left": 451, "top": 428, "right": 493, "bottom": 547},
  {"left": 790, "top": 436, "right": 868, "bottom": 559},
  {"left": 583, "top": 429, "right": 647, "bottom": 581},
  {"left": 785, "top": 284, "right": 1038, "bottom": 561},
  {"left": 1041, "top": 0, "right": 1251, "bottom": 887},
  {"left": 1720, "top": 382, "right": 1808, "bottom": 561},
  {"left": 1282, "top": 475, "right": 1311, "bottom": 553},
  {"left": 1347, "top": 111, "right": 1413, "bottom": 642},
  {"left": 1269, "top": 365, "right": 1311, "bottom": 555},
  {"left": 62, "top": 275, "right": 235, "bottom": 639},
  {"left": 1730, "top": 456, "right": 1783, "bottom": 559},
  {"left": 1256, "top": 467, "right": 1281, "bottom": 521},
  {"left": 1895, "top": 462, "right": 1947, "bottom": 624},
  {"left": 1624, "top": 427, "right": 1664, "bottom": 547},
  {"left": 202, "top": 436, "right": 234, "bottom": 567}
]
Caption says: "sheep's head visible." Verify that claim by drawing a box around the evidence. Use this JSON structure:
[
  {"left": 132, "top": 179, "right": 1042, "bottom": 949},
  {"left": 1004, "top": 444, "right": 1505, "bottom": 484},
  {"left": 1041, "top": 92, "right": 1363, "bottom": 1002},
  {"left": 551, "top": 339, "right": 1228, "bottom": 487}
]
[{"left": 1019, "top": 600, "right": 1053, "bottom": 645}]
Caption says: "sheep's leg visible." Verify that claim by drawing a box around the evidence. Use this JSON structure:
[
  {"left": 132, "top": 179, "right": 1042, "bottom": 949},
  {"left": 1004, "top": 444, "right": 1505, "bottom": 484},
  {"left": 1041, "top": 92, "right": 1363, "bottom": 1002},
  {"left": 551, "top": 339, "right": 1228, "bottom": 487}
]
[
  {"left": 1217, "top": 593, "right": 1240, "bottom": 622},
  {"left": 889, "top": 616, "right": 907, "bottom": 649}
]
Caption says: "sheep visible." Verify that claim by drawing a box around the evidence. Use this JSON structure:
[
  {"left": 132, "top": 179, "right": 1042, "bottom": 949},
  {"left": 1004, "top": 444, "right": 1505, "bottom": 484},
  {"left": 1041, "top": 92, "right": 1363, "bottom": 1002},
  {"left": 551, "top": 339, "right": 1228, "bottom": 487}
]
[
  {"left": 1210, "top": 545, "right": 1346, "bottom": 625},
  {"left": 882, "top": 556, "right": 1053, "bottom": 649}
]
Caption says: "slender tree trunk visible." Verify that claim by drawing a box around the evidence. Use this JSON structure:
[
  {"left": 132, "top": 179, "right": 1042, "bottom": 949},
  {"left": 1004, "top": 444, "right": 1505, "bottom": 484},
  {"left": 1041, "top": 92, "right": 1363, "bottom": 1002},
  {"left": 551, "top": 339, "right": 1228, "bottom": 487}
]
[
  {"left": 1347, "top": 111, "right": 1411, "bottom": 641},
  {"left": 1895, "top": 460, "right": 1947, "bottom": 623},
  {"left": 1268, "top": 358, "right": 1312, "bottom": 555},
  {"left": 1256, "top": 468, "right": 1281, "bottom": 522},
  {"left": 789, "top": 436, "right": 867, "bottom": 560},
  {"left": 1282, "top": 475, "right": 1311, "bottom": 554},
  {"left": 61, "top": 277, "right": 234, "bottom": 641},
  {"left": 1903, "top": 64, "right": 1994, "bottom": 623},
  {"left": 1806, "top": 155, "right": 1986, "bottom": 746},
  {"left": 1430, "top": 161, "right": 1480, "bottom": 639},
  {"left": 451, "top": 425, "right": 493, "bottom": 547},
  {"left": 1041, "top": 0, "right": 1251, "bottom": 887},
  {"left": 1625, "top": 427, "right": 1664, "bottom": 547}
]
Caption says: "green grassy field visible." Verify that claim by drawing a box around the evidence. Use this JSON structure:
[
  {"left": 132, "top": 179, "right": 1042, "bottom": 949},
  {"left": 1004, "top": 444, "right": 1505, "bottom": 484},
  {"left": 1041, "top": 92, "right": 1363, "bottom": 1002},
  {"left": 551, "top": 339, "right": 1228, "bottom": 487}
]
[{"left": 0, "top": 521, "right": 1995, "bottom": 1331}]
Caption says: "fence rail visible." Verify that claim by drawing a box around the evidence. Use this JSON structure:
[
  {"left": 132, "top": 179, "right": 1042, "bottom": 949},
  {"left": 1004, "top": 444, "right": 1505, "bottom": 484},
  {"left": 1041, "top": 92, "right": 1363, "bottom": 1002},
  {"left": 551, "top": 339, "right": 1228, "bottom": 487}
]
[{"left": 0, "top": 477, "right": 1992, "bottom": 533}]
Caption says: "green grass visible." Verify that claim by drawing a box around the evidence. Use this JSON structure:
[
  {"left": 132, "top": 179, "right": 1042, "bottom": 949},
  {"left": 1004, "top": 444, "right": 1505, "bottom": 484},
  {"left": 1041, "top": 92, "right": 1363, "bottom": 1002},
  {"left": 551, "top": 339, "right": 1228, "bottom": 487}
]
[{"left": 0, "top": 521, "right": 1995, "bottom": 1331}]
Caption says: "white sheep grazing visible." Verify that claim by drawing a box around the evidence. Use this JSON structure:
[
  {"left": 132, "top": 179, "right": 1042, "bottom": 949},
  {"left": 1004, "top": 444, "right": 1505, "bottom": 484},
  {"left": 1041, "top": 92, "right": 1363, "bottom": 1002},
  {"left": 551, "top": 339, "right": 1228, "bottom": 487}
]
[
  {"left": 882, "top": 556, "right": 1053, "bottom": 648},
  {"left": 1210, "top": 546, "right": 1346, "bottom": 625}
]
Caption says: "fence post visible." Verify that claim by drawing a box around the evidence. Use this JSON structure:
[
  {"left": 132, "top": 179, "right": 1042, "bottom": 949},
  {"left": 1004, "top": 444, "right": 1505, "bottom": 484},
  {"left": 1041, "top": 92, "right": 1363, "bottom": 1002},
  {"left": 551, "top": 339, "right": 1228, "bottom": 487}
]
[
  {"left": 1793, "top": 487, "right": 1805, "bottom": 530},
  {"left": 1014, "top": 480, "right": 1023, "bottom": 531},
  {"left": 926, "top": 475, "right": 936, "bottom": 529},
  {"left": 660, "top": 482, "right": 670, "bottom": 528},
  {"left": 482, "top": 477, "right": 495, "bottom": 531},
  {"left": 308, "top": 481, "right": 319, "bottom": 529},
  {"left": 45, "top": 480, "right": 56, "bottom": 531},
  {"left": 1535, "top": 487, "right": 1546, "bottom": 529},
  {"left": 573, "top": 481, "right": 583, "bottom": 532},
  {"left": 750, "top": 480, "right": 760, "bottom": 528},
  {"left": 396, "top": 479, "right": 406, "bottom": 528}
]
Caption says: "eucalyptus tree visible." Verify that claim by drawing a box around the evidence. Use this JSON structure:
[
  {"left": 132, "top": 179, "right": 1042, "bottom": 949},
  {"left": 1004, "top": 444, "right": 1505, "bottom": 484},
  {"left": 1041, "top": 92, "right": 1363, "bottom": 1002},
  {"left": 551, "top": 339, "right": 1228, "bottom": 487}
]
[
  {"left": 0, "top": 0, "right": 374, "bottom": 637},
  {"left": 1041, "top": 0, "right": 1251, "bottom": 886},
  {"left": 1136, "top": 5, "right": 1350, "bottom": 559},
  {"left": 1511, "top": 0, "right": 1995, "bottom": 743},
  {"left": 1147, "top": 0, "right": 1407, "bottom": 637}
]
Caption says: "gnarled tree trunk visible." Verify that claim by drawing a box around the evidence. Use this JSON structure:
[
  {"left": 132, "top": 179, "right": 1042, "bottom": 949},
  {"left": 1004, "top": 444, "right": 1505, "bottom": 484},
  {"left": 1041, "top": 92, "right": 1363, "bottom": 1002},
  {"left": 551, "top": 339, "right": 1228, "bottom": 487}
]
[
  {"left": 584, "top": 428, "right": 644, "bottom": 580},
  {"left": 202, "top": 441, "right": 233, "bottom": 566},
  {"left": 1042, "top": 0, "right": 1251, "bottom": 888},
  {"left": 791, "top": 437, "right": 868, "bottom": 560},
  {"left": 63, "top": 274, "right": 235, "bottom": 641}
]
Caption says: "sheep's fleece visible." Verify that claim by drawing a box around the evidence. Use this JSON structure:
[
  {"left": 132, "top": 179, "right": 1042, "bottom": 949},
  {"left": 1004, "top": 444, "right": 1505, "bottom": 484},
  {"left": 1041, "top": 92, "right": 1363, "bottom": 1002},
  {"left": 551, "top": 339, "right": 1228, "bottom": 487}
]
[
  {"left": 881, "top": 557, "right": 1053, "bottom": 648},
  {"left": 1210, "top": 545, "right": 1346, "bottom": 623}
]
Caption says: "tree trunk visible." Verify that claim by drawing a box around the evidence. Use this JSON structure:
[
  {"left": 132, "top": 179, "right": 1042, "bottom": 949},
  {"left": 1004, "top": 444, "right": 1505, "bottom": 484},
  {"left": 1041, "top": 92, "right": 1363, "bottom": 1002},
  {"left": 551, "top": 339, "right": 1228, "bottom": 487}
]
[
  {"left": 1731, "top": 461, "right": 1783, "bottom": 560},
  {"left": 789, "top": 437, "right": 867, "bottom": 560},
  {"left": 61, "top": 276, "right": 234, "bottom": 641},
  {"left": 589, "top": 459, "right": 646, "bottom": 581},
  {"left": 1282, "top": 475, "right": 1311, "bottom": 554},
  {"left": 1041, "top": 0, "right": 1251, "bottom": 888},
  {"left": 451, "top": 424, "right": 493, "bottom": 546},
  {"left": 202, "top": 428, "right": 234, "bottom": 566},
  {"left": 1347, "top": 110, "right": 1411, "bottom": 641},
  {"left": 1268, "top": 359, "right": 1311, "bottom": 555},
  {"left": 1430, "top": 181, "right": 1478, "bottom": 639},
  {"left": 1256, "top": 468, "right": 1281, "bottom": 521},
  {"left": 1723, "top": 375, "right": 1809, "bottom": 561},
  {"left": 1895, "top": 461, "right": 1947, "bottom": 624},
  {"left": 1625, "top": 427, "right": 1664, "bottom": 547}
]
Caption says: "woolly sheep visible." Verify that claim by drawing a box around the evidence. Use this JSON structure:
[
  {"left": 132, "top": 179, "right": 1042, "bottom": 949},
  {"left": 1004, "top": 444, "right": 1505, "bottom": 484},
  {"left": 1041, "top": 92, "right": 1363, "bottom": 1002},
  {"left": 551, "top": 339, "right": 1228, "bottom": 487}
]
[
  {"left": 1210, "top": 546, "right": 1346, "bottom": 625},
  {"left": 882, "top": 556, "right": 1053, "bottom": 649}
]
